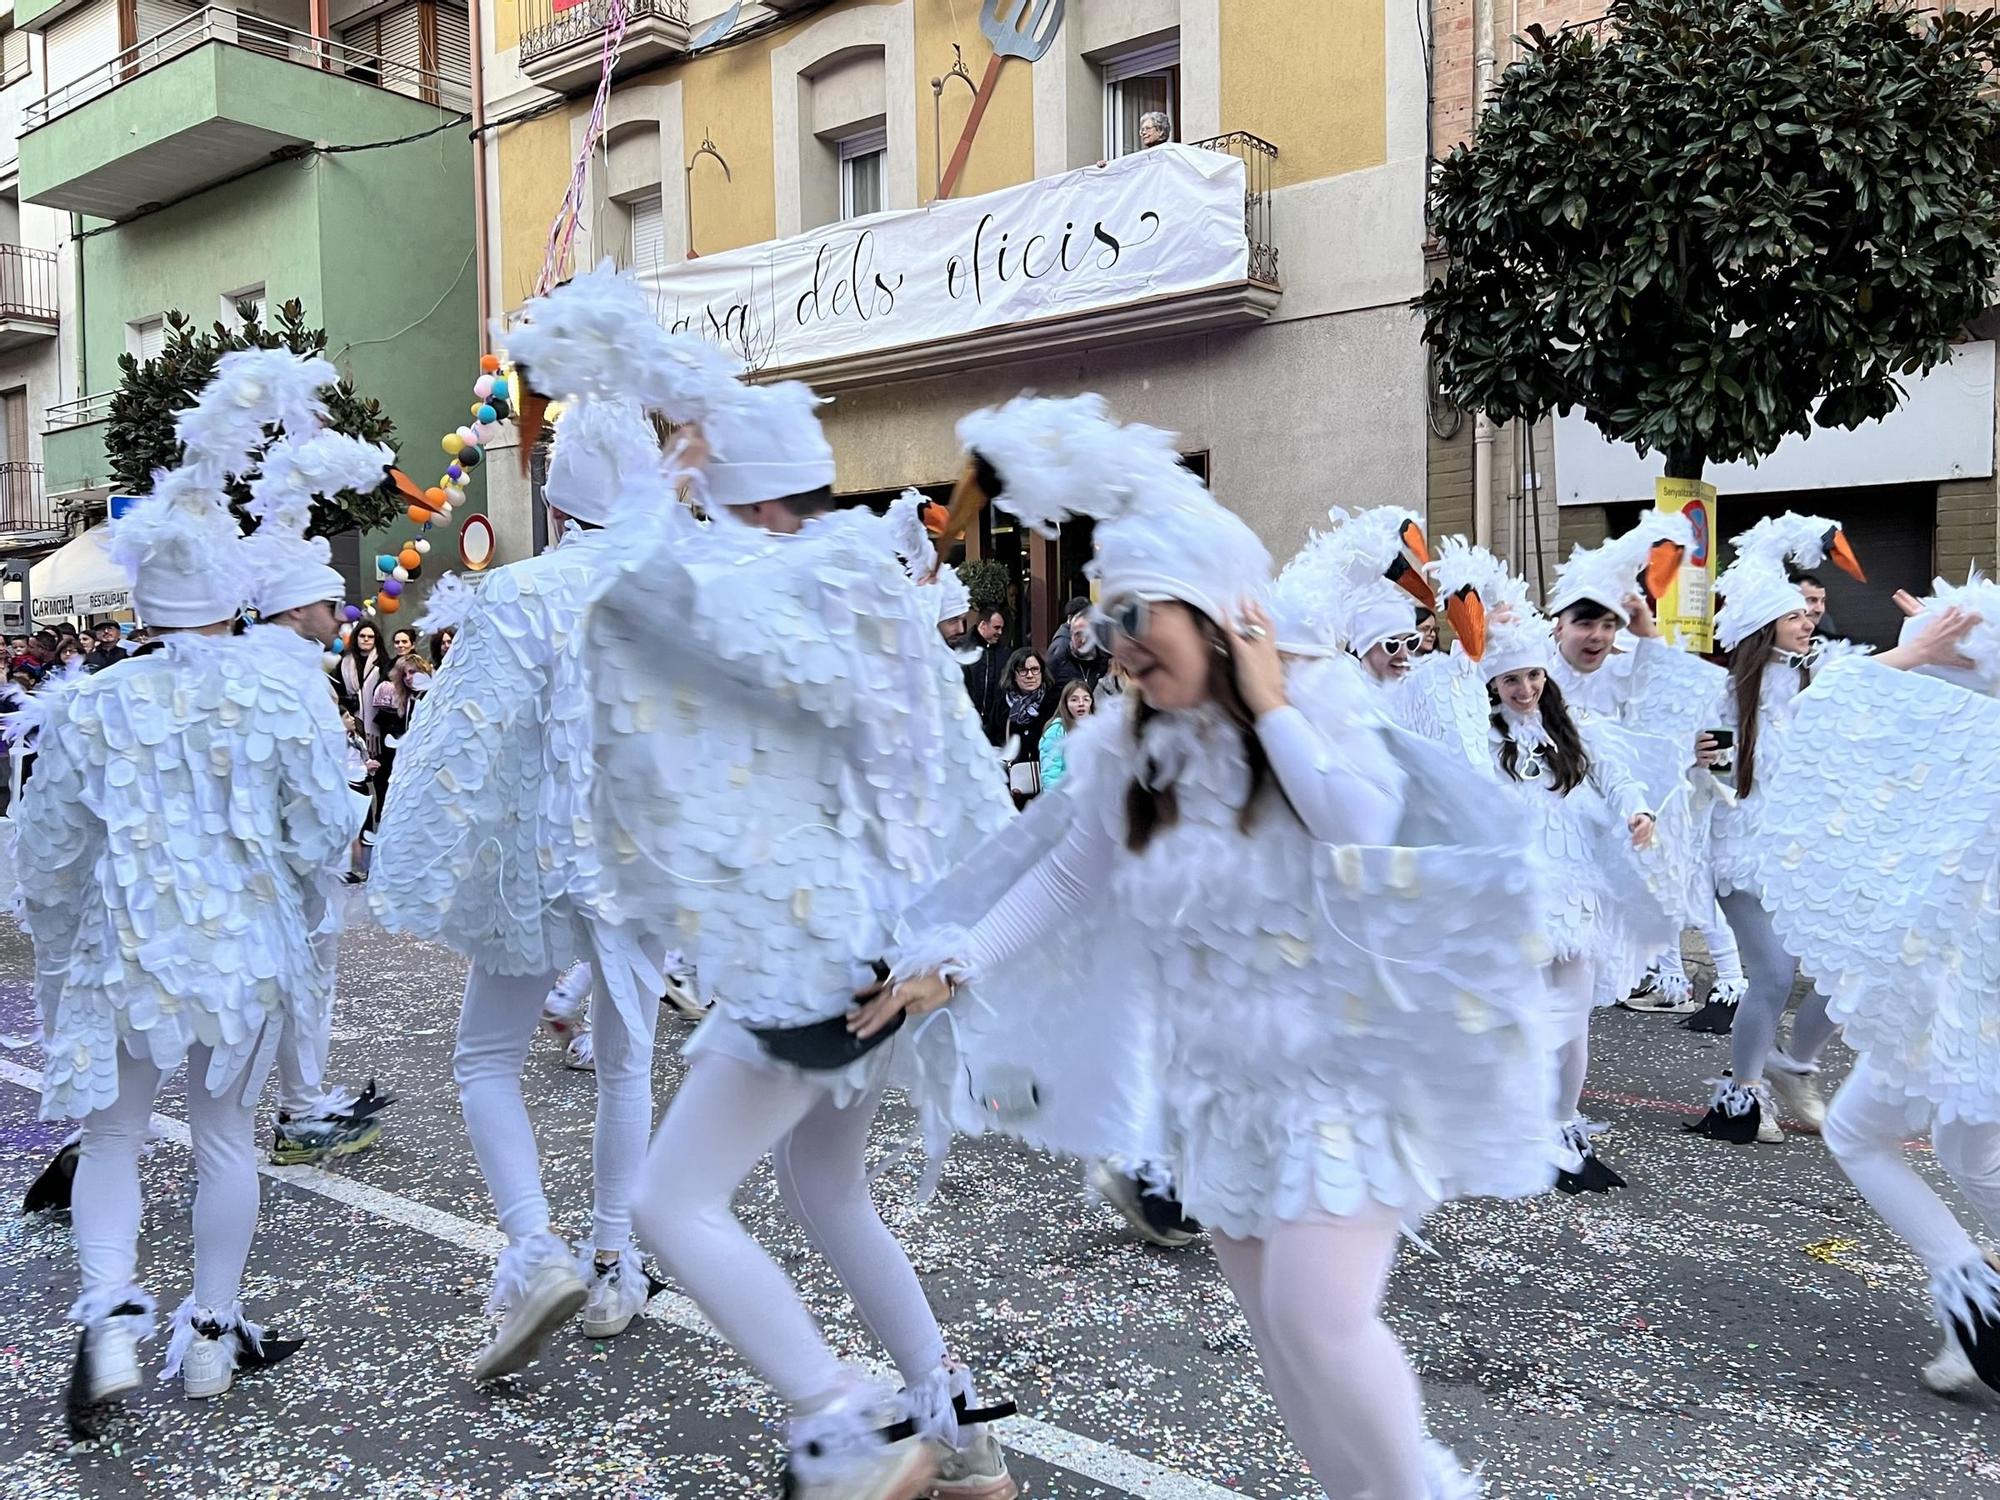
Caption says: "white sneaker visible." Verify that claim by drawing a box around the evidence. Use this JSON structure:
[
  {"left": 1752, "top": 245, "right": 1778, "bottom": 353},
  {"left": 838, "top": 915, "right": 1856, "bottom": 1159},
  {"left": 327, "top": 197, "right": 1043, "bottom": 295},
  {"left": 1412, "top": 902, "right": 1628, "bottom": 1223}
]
[
  {"left": 1923, "top": 1328, "right": 1983, "bottom": 1396},
  {"left": 564, "top": 1030, "right": 596, "bottom": 1071},
  {"left": 788, "top": 1387, "right": 938, "bottom": 1499},
  {"left": 86, "top": 1315, "right": 144, "bottom": 1404},
  {"left": 578, "top": 1249, "right": 647, "bottom": 1339},
  {"left": 1767, "top": 1063, "right": 1827, "bottom": 1135},
  {"left": 927, "top": 1428, "right": 1017, "bottom": 1498},
  {"left": 181, "top": 1330, "right": 237, "bottom": 1399},
  {"left": 473, "top": 1255, "right": 588, "bottom": 1382},
  {"left": 661, "top": 955, "right": 707, "bottom": 1019},
  {"left": 542, "top": 962, "right": 591, "bottom": 1040}
]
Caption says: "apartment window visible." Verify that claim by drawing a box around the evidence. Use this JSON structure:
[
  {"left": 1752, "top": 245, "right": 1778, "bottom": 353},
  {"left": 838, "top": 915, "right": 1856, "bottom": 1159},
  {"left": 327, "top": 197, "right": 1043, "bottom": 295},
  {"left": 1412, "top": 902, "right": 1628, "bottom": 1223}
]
[
  {"left": 838, "top": 129, "right": 887, "bottom": 221},
  {"left": 221, "top": 284, "right": 267, "bottom": 328},
  {"left": 621, "top": 188, "right": 666, "bottom": 272},
  {"left": 128, "top": 316, "right": 167, "bottom": 365},
  {"left": 1103, "top": 41, "right": 1181, "bottom": 158},
  {"left": 0, "top": 23, "right": 31, "bottom": 89}
]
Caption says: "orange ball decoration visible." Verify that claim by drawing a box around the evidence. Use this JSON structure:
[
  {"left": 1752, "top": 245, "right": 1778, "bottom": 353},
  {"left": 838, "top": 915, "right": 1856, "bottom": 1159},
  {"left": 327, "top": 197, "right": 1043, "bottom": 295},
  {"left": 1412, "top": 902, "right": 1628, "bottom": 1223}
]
[
  {"left": 377, "top": 593, "right": 401, "bottom": 614},
  {"left": 407, "top": 504, "right": 433, "bottom": 525},
  {"left": 398, "top": 546, "right": 423, "bottom": 570},
  {"left": 423, "top": 487, "right": 447, "bottom": 511},
  {"left": 480, "top": 353, "right": 501, "bottom": 373}
]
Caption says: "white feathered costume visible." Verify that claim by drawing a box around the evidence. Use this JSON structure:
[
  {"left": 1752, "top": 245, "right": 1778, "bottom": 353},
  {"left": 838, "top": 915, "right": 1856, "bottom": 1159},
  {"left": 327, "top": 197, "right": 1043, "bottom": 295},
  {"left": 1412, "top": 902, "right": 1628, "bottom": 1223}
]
[
  {"left": 12, "top": 352, "right": 369, "bottom": 1122},
  {"left": 888, "top": 396, "right": 1563, "bottom": 1238},
  {"left": 582, "top": 390, "right": 1014, "bottom": 1074},
  {"left": 369, "top": 265, "right": 734, "bottom": 1012}
]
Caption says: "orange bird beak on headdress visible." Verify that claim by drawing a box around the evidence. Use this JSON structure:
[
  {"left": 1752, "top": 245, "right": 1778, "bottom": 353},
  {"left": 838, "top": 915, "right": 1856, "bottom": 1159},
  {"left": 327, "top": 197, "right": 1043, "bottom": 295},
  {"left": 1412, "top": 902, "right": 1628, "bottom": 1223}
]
[
  {"left": 389, "top": 469, "right": 429, "bottom": 507},
  {"left": 1387, "top": 520, "right": 1437, "bottom": 610},
  {"left": 514, "top": 373, "right": 552, "bottom": 477},
  {"left": 938, "top": 453, "right": 1000, "bottom": 552},
  {"left": 1826, "top": 527, "right": 1866, "bottom": 583},
  {"left": 1643, "top": 539, "right": 1685, "bottom": 604},
  {"left": 1444, "top": 587, "right": 1487, "bottom": 661}
]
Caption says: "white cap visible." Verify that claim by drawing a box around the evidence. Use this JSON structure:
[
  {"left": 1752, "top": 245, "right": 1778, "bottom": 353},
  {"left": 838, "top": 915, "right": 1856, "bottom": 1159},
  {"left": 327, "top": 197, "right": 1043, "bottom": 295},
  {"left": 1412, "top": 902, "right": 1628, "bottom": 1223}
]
[
  {"left": 246, "top": 532, "right": 345, "bottom": 616},
  {"left": 934, "top": 564, "right": 972, "bottom": 623},
  {"left": 701, "top": 381, "right": 837, "bottom": 509},
  {"left": 1714, "top": 554, "right": 1809, "bottom": 652},
  {"left": 110, "top": 468, "right": 247, "bottom": 628},
  {"left": 958, "top": 394, "right": 1269, "bottom": 627},
  {"left": 544, "top": 398, "right": 665, "bottom": 526}
]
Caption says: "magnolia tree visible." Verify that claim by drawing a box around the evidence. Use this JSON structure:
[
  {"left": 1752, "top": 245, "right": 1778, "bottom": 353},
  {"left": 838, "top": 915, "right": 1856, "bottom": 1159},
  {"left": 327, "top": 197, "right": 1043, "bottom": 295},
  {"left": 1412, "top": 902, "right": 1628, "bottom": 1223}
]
[
  {"left": 1422, "top": 0, "right": 2000, "bottom": 480},
  {"left": 107, "top": 298, "right": 404, "bottom": 537}
]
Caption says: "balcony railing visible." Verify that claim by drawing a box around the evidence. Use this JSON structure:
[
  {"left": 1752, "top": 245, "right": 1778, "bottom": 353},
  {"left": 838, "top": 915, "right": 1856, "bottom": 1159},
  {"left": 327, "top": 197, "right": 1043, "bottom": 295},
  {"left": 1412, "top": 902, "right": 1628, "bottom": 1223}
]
[
  {"left": 22, "top": 7, "right": 471, "bottom": 133},
  {"left": 46, "top": 392, "right": 115, "bottom": 432},
  {"left": 0, "top": 245, "right": 59, "bottom": 325},
  {"left": 0, "top": 463, "right": 57, "bottom": 541},
  {"left": 1190, "top": 131, "right": 1280, "bottom": 287},
  {"left": 519, "top": 0, "right": 689, "bottom": 67}
]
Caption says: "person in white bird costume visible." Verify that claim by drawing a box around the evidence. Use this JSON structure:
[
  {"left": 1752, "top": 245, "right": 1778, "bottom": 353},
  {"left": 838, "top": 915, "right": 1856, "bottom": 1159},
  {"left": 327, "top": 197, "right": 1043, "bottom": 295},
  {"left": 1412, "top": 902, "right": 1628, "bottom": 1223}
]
[
  {"left": 10, "top": 349, "right": 372, "bottom": 1433},
  {"left": 1754, "top": 575, "right": 1999, "bottom": 1397},
  {"left": 584, "top": 363, "right": 1020, "bottom": 1497},
  {"left": 1683, "top": 514, "right": 1971, "bottom": 1147},
  {"left": 370, "top": 263, "right": 732, "bottom": 1382},
  {"left": 866, "top": 394, "right": 1564, "bottom": 1500}
]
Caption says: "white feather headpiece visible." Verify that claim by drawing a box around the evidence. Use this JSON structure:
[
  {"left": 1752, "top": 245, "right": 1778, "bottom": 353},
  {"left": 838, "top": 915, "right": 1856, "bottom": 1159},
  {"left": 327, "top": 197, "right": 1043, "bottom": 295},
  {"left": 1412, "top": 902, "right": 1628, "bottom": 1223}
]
[
  {"left": 957, "top": 394, "right": 1270, "bottom": 625},
  {"left": 1431, "top": 538, "right": 1548, "bottom": 680},
  {"left": 173, "top": 349, "right": 335, "bottom": 487},
  {"left": 1270, "top": 506, "right": 1425, "bottom": 657},
  {"left": 1547, "top": 510, "right": 1696, "bottom": 622},
  {"left": 417, "top": 570, "right": 479, "bottom": 635},
  {"left": 1714, "top": 509, "right": 1840, "bottom": 651},
  {"left": 502, "top": 258, "right": 742, "bottom": 422}
]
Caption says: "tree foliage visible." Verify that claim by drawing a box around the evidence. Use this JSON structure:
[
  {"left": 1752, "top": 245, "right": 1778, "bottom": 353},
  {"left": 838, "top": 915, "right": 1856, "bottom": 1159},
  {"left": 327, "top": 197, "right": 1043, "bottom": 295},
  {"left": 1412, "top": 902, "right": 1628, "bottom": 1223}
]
[
  {"left": 106, "top": 297, "right": 404, "bottom": 537},
  {"left": 1421, "top": 0, "right": 2000, "bottom": 478},
  {"left": 957, "top": 557, "right": 1012, "bottom": 615}
]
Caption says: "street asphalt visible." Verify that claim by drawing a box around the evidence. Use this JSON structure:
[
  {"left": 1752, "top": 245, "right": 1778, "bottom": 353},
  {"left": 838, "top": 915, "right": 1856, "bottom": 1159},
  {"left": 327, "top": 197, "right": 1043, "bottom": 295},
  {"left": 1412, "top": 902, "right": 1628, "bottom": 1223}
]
[{"left": 2, "top": 898, "right": 1997, "bottom": 1499}]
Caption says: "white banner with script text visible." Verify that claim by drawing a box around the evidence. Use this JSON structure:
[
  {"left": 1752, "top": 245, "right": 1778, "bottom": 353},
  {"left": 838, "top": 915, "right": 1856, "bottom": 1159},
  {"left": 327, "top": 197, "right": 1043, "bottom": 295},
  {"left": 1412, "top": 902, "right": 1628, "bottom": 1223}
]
[{"left": 631, "top": 145, "right": 1252, "bottom": 371}]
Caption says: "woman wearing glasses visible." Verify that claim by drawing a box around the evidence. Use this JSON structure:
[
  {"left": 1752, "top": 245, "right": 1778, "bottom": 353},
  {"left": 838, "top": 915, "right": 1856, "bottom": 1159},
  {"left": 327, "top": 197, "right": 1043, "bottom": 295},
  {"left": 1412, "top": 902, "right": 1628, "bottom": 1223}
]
[
  {"left": 984, "top": 647, "right": 1054, "bottom": 805},
  {"left": 864, "top": 395, "right": 1561, "bottom": 1500},
  {"left": 1431, "top": 544, "right": 1671, "bottom": 1196}
]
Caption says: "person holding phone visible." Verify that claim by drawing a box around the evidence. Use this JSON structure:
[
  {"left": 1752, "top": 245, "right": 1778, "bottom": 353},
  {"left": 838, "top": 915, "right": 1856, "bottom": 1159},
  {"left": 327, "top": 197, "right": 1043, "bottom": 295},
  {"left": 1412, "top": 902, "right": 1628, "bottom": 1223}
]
[
  {"left": 586, "top": 375, "right": 1020, "bottom": 1498},
  {"left": 1685, "top": 514, "right": 1972, "bottom": 1146},
  {"left": 871, "top": 394, "right": 1562, "bottom": 1500}
]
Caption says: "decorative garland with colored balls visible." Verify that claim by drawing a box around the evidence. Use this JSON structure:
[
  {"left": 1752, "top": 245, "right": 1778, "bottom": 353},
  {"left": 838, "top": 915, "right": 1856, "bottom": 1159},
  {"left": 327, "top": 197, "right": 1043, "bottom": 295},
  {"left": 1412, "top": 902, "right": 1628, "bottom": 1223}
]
[{"left": 360, "top": 354, "right": 509, "bottom": 621}]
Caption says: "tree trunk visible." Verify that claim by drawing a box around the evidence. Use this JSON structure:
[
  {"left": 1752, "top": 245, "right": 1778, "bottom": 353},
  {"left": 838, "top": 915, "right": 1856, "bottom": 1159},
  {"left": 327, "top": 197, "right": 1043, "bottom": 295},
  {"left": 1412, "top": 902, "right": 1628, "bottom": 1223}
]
[{"left": 1664, "top": 445, "right": 1706, "bottom": 482}]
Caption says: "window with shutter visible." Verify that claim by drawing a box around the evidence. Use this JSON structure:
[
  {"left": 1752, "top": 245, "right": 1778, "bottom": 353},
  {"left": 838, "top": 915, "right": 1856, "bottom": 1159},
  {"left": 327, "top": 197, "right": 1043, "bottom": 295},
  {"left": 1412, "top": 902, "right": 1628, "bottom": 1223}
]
[
  {"left": 45, "top": 3, "right": 122, "bottom": 92},
  {"left": 432, "top": 0, "right": 469, "bottom": 76},
  {"left": 623, "top": 189, "right": 666, "bottom": 272},
  {"left": 129, "top": 316, "right": 167, "bottom": 365},
  {"left": 838, "top": 129, "right": 887, "bottom": 221},
  {"left": 221, "top": 285, "right": 266, "bottom": 329},
  {"left": 1102, "top": 40, "right": 1181, "bottom": 159},
  {"left": 379, "top": 3, "right": 424, "bottom": 98},
  {"left": 1, "top": 25, "right": 32, "bottom": 89}
]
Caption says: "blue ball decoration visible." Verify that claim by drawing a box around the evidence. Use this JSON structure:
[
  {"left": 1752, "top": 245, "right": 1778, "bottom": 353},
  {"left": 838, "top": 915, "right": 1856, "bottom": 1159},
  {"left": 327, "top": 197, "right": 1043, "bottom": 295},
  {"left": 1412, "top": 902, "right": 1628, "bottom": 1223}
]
[
  {"left": 490, "top": 378, "right": 509, "bottom": 401},
  {"left": 375, "top": 553, "right": 397, "bottom": 572}
]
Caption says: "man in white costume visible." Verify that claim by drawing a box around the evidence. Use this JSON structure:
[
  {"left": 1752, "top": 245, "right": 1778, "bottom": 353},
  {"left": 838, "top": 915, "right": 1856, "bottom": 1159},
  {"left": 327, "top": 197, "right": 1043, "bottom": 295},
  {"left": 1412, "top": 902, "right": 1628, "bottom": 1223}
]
[
  {"left": 1541, "top": 516, "right": 1742, "bottom": 1018},
  {"left": 241, "top": 438, "right": 399, "bottom": 1165},
  {"left": 587, "top": 379, "right": 1020, "bottom": 1498},
  {"left": 371, "top": 264, "right": 710, "bottom": 1381},
  {"left": 13, "top": 350, "right": 369, "bottom": 1431}
]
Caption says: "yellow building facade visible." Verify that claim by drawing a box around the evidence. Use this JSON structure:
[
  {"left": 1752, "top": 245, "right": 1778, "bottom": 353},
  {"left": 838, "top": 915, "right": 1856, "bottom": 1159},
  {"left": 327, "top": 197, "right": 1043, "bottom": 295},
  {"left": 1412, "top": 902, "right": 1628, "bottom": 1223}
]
[{"left": 475, "top": 0, "right": 1431, "bottom": 639}]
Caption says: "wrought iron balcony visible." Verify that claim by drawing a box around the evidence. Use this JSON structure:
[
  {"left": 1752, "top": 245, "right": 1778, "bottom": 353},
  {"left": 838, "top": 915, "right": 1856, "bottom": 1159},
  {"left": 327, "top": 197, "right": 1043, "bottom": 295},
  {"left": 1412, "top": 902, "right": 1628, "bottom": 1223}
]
[
  {"left": 1189, "top": 131, "right": 1280, "bottom": 288},
  {"left": 517, "top": 0, "right": 691, "bottom": 91},
  {"left": 23, "top": 6, "right": 470, "bottom": 134},
  {"left": 0, "top": 245, "right": 59, "bottom": 350},
  {"left": 0, "top": 463, "right": 59, "bottom": 548}
]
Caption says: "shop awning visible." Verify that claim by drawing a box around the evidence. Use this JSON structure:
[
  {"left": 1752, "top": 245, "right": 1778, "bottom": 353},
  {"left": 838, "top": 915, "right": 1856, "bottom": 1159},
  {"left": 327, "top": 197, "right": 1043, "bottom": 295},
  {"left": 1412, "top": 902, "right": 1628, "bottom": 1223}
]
[{"left": 29, "top": 524, "right": 130, "bottom": 619}]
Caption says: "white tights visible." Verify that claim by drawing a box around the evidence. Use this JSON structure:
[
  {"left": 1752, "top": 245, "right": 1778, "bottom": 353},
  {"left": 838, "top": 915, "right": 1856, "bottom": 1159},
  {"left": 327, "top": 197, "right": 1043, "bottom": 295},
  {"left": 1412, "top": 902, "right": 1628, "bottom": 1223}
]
[
  {"left": 1655, "top": 902, "right": 1745, "bottom": 992},
  {"left": 1211, "top": 1206, "right": 1430, "bottom": 1500},
  {"left": 1824, "top": 1056, "right": 2000, "bottom": 1274},
  {"left": 1551, "top": 956, "right": 1597, "bottom": 1121},
  {"left": 454, "top": 950, "right": 659, "bottom": 1253},
  {"left": 71, "top": 1043, "right": 259, "bottom": 1319},
  {"left": 633, "top": 1051, "right": 948, "bottom": 1411},
  {"left": 1717, "top": 891, "right": 1838, "bottom": 1084}
]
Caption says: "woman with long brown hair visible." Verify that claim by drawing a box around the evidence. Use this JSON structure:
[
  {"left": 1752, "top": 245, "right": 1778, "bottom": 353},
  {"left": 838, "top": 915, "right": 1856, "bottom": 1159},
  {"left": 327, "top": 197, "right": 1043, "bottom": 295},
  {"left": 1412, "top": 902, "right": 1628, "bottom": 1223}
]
[
  {"left": 866, "top": 395, "right": 1563, "bottom": 1499},
  {"left": 1686, "top": 516, "right": 1972, "bottom": 1146}
]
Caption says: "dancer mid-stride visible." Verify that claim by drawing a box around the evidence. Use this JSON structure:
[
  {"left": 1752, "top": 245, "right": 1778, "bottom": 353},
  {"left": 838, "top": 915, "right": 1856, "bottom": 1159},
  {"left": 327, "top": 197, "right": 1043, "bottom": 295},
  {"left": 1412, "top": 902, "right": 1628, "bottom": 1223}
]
[
  {"left": 1684, "top": 514, "right": 1965, "bottom": 1145},
  {"left": 586, "top": 373, "right": 1019, "bottom": 1497},
  {"left": 12, "top": 352, "right": 373, "bottom": 1433},
  {"left": 372, "top": 265, "right": 705, "bottom": 1380},
  {"left": 866, "top": 395, "right": 1563, "bottom": 1499},
  {"left": 1427, "top": 542, "right": 1675, "bottom": 1194},
  {"left": 1754, "top": 578, "right": 1995, "bottom": 1396}
]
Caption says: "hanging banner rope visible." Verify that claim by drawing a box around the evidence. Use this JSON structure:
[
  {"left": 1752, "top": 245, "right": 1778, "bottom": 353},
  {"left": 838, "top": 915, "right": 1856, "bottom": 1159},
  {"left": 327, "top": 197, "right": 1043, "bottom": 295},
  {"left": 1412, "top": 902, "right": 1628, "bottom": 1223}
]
[{"left": 536, "top": 0, "right": 633, "bottom": 298}]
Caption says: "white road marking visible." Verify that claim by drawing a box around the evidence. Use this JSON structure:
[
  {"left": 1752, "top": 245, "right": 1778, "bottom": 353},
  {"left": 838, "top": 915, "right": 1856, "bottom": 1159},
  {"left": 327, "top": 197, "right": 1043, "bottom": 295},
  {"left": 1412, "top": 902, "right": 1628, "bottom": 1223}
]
[{"left": 0, "top": 1056, "right": 1242, "bottom": 1500}]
